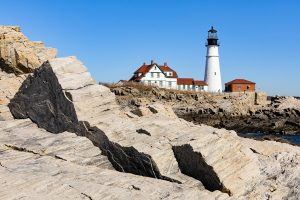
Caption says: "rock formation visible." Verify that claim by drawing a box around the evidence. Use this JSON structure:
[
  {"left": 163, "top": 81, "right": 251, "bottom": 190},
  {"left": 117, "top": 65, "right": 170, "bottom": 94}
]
[
  {"left": 0, "top": 26, "right": 56, "bottom": 74},
  {"left": 1, "top": 26, "right": 300, "bottom": 199}
]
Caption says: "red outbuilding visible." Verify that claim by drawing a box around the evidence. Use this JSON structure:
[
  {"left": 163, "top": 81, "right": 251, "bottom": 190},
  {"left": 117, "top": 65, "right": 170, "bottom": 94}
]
[{"left": 225, "top": 79, "right": 256, "bottom": 92}]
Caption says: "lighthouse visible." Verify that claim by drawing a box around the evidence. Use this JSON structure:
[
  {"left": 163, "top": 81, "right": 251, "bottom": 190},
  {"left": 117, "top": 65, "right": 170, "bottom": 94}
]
[{"left": 204, "top": 26, "right": 222, "bottom": 93}]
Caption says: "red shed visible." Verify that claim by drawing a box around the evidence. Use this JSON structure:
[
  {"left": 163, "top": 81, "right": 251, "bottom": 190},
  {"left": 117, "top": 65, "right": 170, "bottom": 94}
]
[{"left": 225, "top": 79, "right": 256, "bottom": 92}]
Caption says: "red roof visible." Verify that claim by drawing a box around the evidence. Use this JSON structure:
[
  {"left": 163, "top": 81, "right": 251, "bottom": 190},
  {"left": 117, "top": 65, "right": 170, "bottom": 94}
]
[
  {"left": 177, "top": 78, "right": 207, "bottom": 85},
  {"left": 129, "top": 64, "right": 151, "bottom": 81},
  {"left": 177, "top": 78, "right": 194, "bottom": 85},
  {"left": 129, "top": 63, "right": 178, "bottom": 81},
  {"left": 225, "top": 79, "right": 256, "bottom": 85},
  {"left": 194, "top": 80, "right": 208, "bottom": 86}
]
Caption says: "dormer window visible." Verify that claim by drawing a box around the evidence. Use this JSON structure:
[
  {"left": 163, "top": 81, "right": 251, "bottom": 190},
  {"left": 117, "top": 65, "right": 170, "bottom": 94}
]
[{"left": 166, "top": 72, "right": 172, "bottom": 77}]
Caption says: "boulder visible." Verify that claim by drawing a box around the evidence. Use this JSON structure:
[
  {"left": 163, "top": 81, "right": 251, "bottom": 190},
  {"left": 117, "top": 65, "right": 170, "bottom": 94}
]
[{"left": 0, "top": 26, "right": 56, "bottom": 75}]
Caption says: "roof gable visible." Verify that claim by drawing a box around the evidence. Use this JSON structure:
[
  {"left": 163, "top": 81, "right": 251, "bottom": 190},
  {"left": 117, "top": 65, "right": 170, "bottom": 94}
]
[{"left": 130, "top": 62, "right": 178, "bottom": 81}]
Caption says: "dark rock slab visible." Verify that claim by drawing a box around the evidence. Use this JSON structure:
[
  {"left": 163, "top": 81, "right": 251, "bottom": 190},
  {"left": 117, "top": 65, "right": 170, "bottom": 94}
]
[{"left": 8, "top": 61, "right": 86, "bottom": 134}]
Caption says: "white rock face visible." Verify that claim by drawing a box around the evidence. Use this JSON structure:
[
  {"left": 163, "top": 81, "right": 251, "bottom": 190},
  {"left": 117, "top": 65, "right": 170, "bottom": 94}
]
[{"left": 0, "top": 119, "right": 221, "bottom": 200}]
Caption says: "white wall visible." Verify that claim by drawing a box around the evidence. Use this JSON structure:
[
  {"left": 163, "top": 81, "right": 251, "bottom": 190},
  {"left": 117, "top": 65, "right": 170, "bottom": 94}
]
[
  {"left": 176, "top": 84, "right": 207, "bottom": 92},
  {"left": 140, "top": 64, "right": 177, "bottom": 89}
]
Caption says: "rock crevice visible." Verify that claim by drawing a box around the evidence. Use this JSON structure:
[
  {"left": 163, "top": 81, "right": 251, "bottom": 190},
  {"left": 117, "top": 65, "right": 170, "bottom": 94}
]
[{"left": 172, "top": 144, "right": 231, "bottom": 195}]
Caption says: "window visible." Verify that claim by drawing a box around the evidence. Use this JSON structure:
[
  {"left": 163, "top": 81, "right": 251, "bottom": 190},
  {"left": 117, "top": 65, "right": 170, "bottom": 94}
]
[
  {"left": 148, "top": 80, "right": 151, "bottom": 85},
  {"left": 168, "top": 81, "right": 172, "bottom": 87},
  {"left": 159, "top": 81, "right": 163, "bottom": 87},
  {"left": 214, "top": 72, "right": 217, "bottom": 75},
  {"left": 169, "top": 72, "right": 173, "bottom": 76},
  {"left": 157, "top": 73, "right": 160, "bottom": 78},
  {"left": 183, "top": 85, "right": 186, "bottom": 89},
  {"left": 151, "top": 72, "right": 154, "bottom": 78}
]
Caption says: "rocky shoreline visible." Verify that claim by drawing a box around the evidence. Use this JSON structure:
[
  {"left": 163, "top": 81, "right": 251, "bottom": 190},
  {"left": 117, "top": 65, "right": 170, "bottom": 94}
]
[{"left": 111, "top": 85, "right": 300, "bottom": 135}]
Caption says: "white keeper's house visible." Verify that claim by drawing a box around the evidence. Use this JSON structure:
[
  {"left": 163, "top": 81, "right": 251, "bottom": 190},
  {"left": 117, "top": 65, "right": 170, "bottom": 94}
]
[{"left": 129, "top": 60, "right": 208, "bottom": 92}]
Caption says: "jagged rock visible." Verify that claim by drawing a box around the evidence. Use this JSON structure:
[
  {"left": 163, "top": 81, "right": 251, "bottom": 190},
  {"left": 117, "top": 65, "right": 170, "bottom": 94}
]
[
  {"left": 8, "top": 61, "right": 86, "bottom": 134},
  {"left": 0, "top": 26, "right": 56, "bottom": 75}
]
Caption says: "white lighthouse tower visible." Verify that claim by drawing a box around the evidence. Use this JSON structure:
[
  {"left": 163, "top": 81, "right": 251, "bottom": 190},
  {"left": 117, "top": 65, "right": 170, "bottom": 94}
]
[{"left": 204, "top": 26, "right": 222, "bottom": 93}]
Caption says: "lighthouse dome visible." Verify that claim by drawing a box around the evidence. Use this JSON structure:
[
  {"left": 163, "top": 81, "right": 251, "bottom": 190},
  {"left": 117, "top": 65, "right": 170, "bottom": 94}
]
[{"left": 207, "top": 26, "right": 219, "bottom": 46}]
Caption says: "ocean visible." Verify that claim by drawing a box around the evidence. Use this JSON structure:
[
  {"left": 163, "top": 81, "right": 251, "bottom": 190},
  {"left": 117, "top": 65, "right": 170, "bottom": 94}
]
[{"left": 238, "top": 132, "right": 300, "bottom": 145}]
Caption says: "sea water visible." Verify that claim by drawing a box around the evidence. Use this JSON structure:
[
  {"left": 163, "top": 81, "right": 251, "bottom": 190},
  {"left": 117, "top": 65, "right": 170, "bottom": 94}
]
[{"left": 238, "top": 132, "right": 300, "bottom": 145}]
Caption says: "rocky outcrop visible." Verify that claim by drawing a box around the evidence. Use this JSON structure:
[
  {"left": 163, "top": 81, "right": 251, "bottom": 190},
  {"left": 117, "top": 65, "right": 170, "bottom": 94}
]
[
  {"left": 6, "top": 56, "right": 300, "bottom": 199},
  {"left": 0, "top": 26, "right": 56, "bottom": 74},
  {"left": 112, "top": 86, "right": 300, "bottom": 134}
]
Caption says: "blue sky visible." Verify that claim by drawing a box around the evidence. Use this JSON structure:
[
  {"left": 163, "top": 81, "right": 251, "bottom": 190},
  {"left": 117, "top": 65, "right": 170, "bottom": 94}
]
[{"left": 1, "top": 0, "right": 300, "bottom": 96}]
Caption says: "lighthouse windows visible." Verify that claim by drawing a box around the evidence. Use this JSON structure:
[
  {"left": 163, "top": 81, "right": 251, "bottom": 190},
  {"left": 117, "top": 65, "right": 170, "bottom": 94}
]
[{"left": 214, "top": 72, "right": 217, "bottom": 75}]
